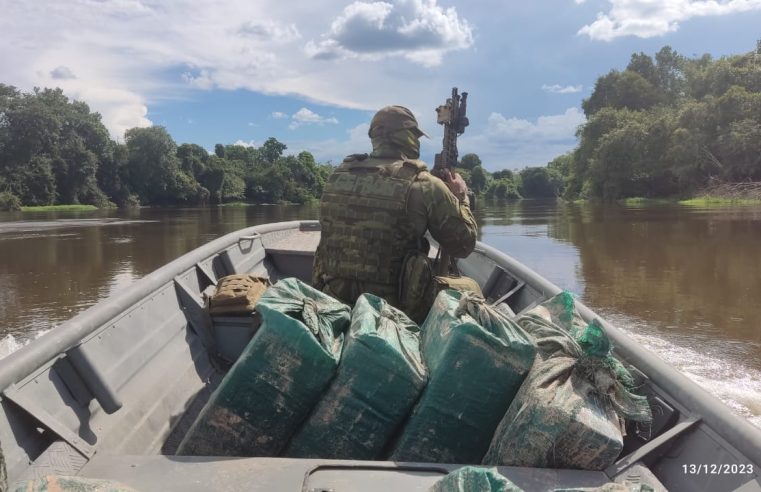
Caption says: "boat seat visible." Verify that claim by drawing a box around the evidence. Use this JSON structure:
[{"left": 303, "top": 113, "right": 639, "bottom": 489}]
[{"left": 264, "top": 228, "right": 320, "bottom": 282}]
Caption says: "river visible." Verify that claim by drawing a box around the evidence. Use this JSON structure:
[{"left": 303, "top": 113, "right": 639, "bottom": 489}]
[{"left": 1, "top": 201, "right": 760, "bottom": 427}]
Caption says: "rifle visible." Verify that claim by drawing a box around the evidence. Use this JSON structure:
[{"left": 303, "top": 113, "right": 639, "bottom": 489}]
[{"left": 432, "top": 87, "right": 469, "bottom": 276}]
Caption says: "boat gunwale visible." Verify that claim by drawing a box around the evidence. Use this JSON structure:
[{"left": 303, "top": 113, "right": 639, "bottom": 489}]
[
  {"left": 0, "top": 220, "right": 304, "bottom": 393},
  {"left": 471, "top": 240, "right": 761, "bottom": 468}
]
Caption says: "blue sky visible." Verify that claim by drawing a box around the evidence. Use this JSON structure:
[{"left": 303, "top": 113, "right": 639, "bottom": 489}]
[{"left": 2, "top": 0, "right": 760, "bottom": 170}]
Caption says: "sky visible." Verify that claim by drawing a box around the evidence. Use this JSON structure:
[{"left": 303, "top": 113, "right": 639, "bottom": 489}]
[{"left": 1, "top": 0, "right": 760, "bottom": 171}]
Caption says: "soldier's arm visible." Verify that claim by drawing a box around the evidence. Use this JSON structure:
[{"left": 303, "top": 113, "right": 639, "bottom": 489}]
[{"left": 408, "top": 173, "right": 477, "bottom": 258}]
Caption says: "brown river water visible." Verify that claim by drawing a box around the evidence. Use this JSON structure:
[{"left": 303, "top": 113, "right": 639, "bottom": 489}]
[{"left": 1, "top": 200, "right": 760, "bottom": 427}]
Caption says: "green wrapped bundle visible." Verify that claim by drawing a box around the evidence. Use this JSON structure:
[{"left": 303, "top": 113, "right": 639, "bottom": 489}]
[
  {"left": 286, "top": 294, "right": 427, "bottom": 459},
  {"left": 483, "top": 316, "right": 652, "bottom": 470},
  {"left": 523, "top": 291, "right": 585, "bottom": 334},
  {"left": 177, "top": 278, "right": 350, "bottom": 457},
  {"left": 14, "top": 476, "right": 138, "bottom": 492},
  {"left": 390, "top": 290, "right": 536, "bottom": 464},
  {"left": 429, "top": 466, "right": 524, "bottom": 492}
]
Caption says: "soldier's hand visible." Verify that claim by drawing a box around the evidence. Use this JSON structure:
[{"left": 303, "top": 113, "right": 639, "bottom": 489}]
[{"left": 443, "top": 170, "right": 468, "bottom": 201}]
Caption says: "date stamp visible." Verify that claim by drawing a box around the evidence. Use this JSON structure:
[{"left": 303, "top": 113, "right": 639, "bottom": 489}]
[{"left": 682, "top": 464, "right": 755, "bottom": 475}]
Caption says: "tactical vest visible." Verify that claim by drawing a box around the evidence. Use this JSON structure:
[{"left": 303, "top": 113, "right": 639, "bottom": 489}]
[{"left": 316, "top": 157, "right": 426, "bottom": 287}]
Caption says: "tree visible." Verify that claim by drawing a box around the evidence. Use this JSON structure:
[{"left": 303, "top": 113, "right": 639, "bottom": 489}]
[
  {"left": 199, "top": 156, "right": 226, "bottom": 204},
  {"left": 459, "top": 153, "right": 482, "bottom": 170},
  {"left": 583, "top": 70, "right": 661, "bottom": 117},
  {"left": 654, "top": 46, "right": 686, "bottom": 99},
  {"left": 0, "top": 86, "right": 111, "bottom": 205},
  {"left": 124, "top": 126, "right": 200, "bottom": 204},
  {"left": 519, "top": 167, "right": 560, "bottom": 198},
  {"left": 261, "top": 137, "right": 287, "bottom": 164},
  {"left": 178, "top": 143, "right": 209, "bottom": 177},
  {"left": 97, "top": 143, "right": 131, "bottom": 206},
  {"left": 495, "top": 180, "right": 521, "bottom": 200},
  {"left": 627, "top": 52, "right": 659, "bottom": 86},
  {"left": 0, "top": 84, "right": 334, "bottom": 207},
  {"left": 716, "top": 119, "right": 761, "bottom": 181},
  {"left": 469, "top": 165, "right": 488, "bottom": 193},
  {"left": 492, "top": 169, "right": 514, "bottom": 180}
]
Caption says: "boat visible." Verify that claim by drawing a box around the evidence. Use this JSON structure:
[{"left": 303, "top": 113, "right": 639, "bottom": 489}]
[{"left": 0, "top": 220, "right": 759, "bottom": 491}]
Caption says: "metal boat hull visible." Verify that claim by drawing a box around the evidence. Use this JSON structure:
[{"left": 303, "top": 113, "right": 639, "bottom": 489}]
[{"left": 1, "top": 221, "right": 758, "bottom": 491}]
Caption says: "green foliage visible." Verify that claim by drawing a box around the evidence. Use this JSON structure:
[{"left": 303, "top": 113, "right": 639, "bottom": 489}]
[
  {"left": 20, "top": 204, "right": 98, "bottom": 212},
  {"left": 487, "top": 179, "right": 521, "bottom": 200},
  {"left": 125, "top": 126, "right": 188, "bottom": 204},
  {"left": 559, "top": 42, "right": 761, "bottom": 201},
  {"left": 214, "top": 143, "right": 225, "bottom": 158},
  {"left": 459, "top": 153, "right": 482, "bottom": 170},
  {"left": 0, "top": 83, "right": 334, "bottom": 207},
  {"left": 0, "top": 191, "right": 21, "bottom": 211},
  {"left": 469, "top": 165, "right": 489, "bottom": 193},
  {"left": 492, "top": 169, "right": 514, "bottom": 180},
  {"left": 679, "top": 196, "right": 761, "bottom": 206},
  {"left": 519, "top": 167, "right": 561, "bottom": 198},
  {"left": 582, "top": 70, "right": 661, "bottom": 116},
  {"left": 0, "top": 85, "right": 110, "bottom": 206},
  {"left": 261, "top": 137, "right": 287, "bottom": 163}
]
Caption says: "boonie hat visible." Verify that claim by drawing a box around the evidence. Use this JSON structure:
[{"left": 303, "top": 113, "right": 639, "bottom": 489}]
[{"left": 369, "top": 105, "right": 429, "bottom": 138}]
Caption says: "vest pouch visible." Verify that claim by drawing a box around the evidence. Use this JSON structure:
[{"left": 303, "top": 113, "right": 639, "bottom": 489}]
[{"left": 399, "top": 251, "right": 435, "bottom": 323}]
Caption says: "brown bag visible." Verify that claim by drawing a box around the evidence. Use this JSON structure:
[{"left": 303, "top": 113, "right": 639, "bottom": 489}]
[{"left": 208, "top": 274, "right": 270, "bottom": 315}]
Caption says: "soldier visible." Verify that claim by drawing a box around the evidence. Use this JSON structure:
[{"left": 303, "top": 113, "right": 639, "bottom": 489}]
[{"left": 312, "top": 105, "right": 477, "bottom": 316}]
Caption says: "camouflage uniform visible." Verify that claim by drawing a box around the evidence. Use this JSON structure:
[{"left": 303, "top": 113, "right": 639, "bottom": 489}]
[{"left": 312, "top": 106, "right": 477, "bottom": 308}]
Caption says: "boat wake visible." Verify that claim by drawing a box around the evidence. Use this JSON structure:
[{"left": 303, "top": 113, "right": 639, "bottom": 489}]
[
  {"left": 0, "top": 330, "right": 50, "bottom": 361},
  {"left": 599, "top": 309, "right": 761, "bottom": 429}
]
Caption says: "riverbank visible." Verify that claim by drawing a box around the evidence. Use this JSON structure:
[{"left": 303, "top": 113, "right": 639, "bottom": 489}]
[
  {"left": 20, "top": 204, "right": 100, "bottom": 212},
  {"left": 8, "top": 182, "right": 761, "bottom": 212},
  {"left": 570, "top": 182, "right": 761, "bottom": 207},
  {"left": 620, "top": 196, "right": 761, "bottom": 206}
]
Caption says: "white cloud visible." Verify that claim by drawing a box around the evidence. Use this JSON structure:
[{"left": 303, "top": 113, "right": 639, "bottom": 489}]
[
  {"left": 237, "top": 20, "right": 301, "bottom": 43},
  {"left": 306, "top": 0, "right": 473, "bottom": 66},
  {"left": 578, "top": 0, "right": 761, "bottom": 41},
  {"left": 288, "top": 123, "right": 371, "bottom": 164},
  {"left": 457, "top": 108, "right": 586, "bottom": 170},
  {"left": 182, "top": 69, "right": 215, "bottom": 90},
  {"left": 234, "top": 139, "right": 257, "bottom": 147},
  {"left": 0, "top": 0, "right": 473, "bottom": 139},
  {"left": 542, "top": 84, "right": 583, "bottom": 94},
  {"left": 486, "top": 107, "right": 586, "bottom": 141},
  {"left": 288, "top": 107, "right": 339, "bottom": 129},
  {"left": 271, "top": 111, "right": 288, "bottom": 119}
]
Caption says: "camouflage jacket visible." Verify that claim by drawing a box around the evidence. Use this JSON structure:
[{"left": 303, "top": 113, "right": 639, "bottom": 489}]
[{"left": 313, "top": 155, "right": 477, "bottom": 307}]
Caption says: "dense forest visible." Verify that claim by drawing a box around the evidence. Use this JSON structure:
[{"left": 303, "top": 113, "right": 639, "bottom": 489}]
[
  {"left": 0, "top": 84, "right": 332, "bottom": 210},
  {"left": 0, "top": 81, "right": 545, "bottom": 210},
  {"left": 546, "top": 41, "right": 761, "bottom": 200},
  {"left": 3, "top": 42, "right": 759, "bottom": 210}
]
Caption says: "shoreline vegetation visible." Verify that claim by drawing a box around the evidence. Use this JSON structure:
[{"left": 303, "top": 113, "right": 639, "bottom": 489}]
[
  {"left": 2, "top": 41, "right": 760, "bottom": 213},
  {"left": 19, "top": 204, "right": 100, "bottom": 212},
  {"left": 8, "top": 189, "right": 761, "bottom": 213},
  {"left": 545, "top": 41, "right": 761, "bottom": 202}
]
